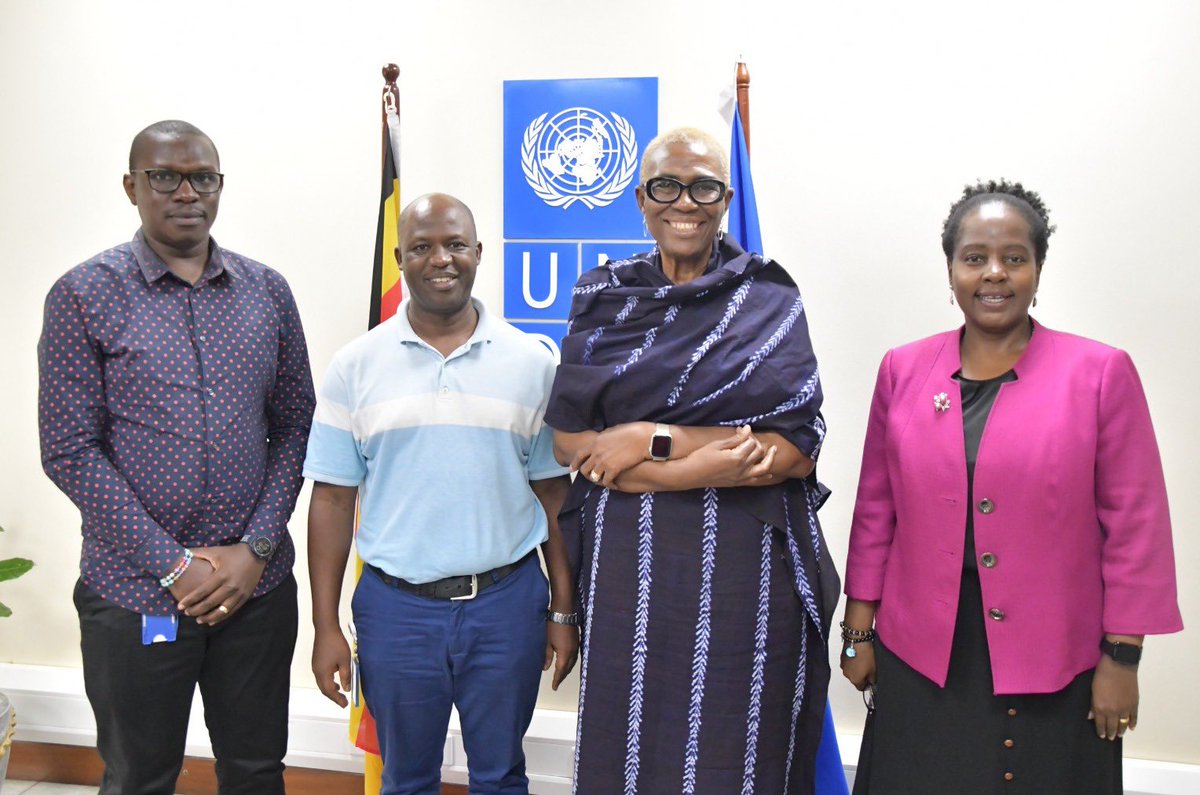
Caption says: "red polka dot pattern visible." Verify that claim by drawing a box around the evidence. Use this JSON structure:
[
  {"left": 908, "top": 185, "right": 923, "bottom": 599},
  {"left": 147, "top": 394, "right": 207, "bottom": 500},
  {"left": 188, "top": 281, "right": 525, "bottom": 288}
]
[{"left": 38, "top": 232, "right": 316, "bottom": 616}]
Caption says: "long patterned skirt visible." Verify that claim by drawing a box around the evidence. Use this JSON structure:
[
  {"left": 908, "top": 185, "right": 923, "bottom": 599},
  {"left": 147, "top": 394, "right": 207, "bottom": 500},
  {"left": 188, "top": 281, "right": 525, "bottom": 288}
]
[{"left": 568, "top": 485, "right": 830, "bottom": 795}]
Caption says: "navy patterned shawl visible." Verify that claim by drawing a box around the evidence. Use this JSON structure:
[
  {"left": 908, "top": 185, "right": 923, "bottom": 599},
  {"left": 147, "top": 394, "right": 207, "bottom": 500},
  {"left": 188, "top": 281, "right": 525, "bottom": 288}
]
[
  {"left": 547, "top": 234, "right": 825, "bottom": 457},
  {"left": 546, "top": 235, "right": 838, "bottom": 630}
]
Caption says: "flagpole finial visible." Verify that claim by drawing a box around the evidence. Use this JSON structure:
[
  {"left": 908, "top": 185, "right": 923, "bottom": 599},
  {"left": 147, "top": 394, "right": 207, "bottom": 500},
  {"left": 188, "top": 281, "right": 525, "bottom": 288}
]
[
  {"left": 735, "top": 63, "right": 751, "bottom": 153},
  {"left": 382, "top": 63, "right": 399, "bottom": 82}
]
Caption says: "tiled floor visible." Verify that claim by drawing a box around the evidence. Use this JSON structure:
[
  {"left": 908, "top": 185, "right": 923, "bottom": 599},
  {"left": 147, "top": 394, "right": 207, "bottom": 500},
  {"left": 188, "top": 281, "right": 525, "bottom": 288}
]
[{"left": 5, "top": 784, "right": 182, "bottom": 794}]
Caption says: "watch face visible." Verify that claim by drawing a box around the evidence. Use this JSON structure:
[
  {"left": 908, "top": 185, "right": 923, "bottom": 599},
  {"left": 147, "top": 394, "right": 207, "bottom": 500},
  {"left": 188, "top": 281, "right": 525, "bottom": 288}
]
[
  {"left": 250, "top": 537, "right": 273, "bottom": 559},
  {"left": 650, "top": 433, "right": 672, "bottom": 460}
]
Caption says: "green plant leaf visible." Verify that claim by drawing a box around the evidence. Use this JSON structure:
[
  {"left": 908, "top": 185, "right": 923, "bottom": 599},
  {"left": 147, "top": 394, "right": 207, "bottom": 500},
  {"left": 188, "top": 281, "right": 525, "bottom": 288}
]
[
  {"left": 0, "top": 558, "right": 34, "bottom": 582},
  {"left": 0, "top": 601, "right": 10, "bottom": 618}
]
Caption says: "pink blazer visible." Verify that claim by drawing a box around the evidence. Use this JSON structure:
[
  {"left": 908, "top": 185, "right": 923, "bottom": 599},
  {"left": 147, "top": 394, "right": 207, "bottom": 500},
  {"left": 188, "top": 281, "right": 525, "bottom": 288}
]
[{"left": 844, "top": 322, "right": 1182, "bottom": 694}]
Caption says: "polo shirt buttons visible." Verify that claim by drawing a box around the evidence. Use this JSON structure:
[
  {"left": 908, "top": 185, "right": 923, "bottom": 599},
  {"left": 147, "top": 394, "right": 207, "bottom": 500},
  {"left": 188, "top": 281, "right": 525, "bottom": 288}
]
[
  {"left": 1004, "top": 772, "right": 1014, "bottom": 782},
  {"left": 978, "top": 498, "right": 995, "bottom": 514},
  {"left": 989, "top": 607, "right": 1006, "bottom": 621},
  {"left": 1007, "top": 708, "right": 1017, "bottom": 717},
  {"left": 439, "top": 385, "right": 450, "bottom": 401},
  {"left": 980, "top": 552, "right": 997, "bottom": 568},
  {"left": 1003, "top": 738, "right": 1014, "bottom": 748}
]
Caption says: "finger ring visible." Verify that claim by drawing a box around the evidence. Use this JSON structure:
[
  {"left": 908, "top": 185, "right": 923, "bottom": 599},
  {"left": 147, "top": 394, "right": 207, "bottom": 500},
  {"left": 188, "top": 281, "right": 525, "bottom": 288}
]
[
  {"left": 590, "top": 471, "right": 600, "bottom": 483},
  {"left": 217, "top": 604, "right": 229, "bottom": 615},
  {"left": 1118, "top": 717, "right": 1130, "bottom": 724}
]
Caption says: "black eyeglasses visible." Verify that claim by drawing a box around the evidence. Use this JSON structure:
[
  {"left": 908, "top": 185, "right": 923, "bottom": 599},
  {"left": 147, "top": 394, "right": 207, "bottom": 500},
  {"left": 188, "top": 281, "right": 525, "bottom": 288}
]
[
  {"left": 643, "top": 176, "right": 727, "bottom": 205},
  {"left": 138, "top": 169, "right": 224, "bottom": 195}
]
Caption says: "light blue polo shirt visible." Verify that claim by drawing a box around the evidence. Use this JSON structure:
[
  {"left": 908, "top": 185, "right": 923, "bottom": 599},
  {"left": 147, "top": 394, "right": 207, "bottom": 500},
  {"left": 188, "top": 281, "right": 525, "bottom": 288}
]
[{"left": 303, "top": 299, "right": 568, "bottom": 583}]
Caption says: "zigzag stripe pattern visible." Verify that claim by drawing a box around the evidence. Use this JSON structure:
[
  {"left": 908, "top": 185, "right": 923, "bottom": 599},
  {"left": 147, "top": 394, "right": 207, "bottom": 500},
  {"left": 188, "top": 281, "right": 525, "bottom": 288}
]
[
  {"left": 783, "top": 617, "right": 809, "bottom": 793},
  {"left": 740, "top": 524, "right": 773, "bottom": 795},
  {"left": 624, "top": 492, "right": 655, "bottom": 795},
  {"left": 583, "top": 296, "right": 639, "bottom": 365},
  {"left": 614, "top": 295, "right": 639, "bottom": 324},
  {"left": 784, "top": 503, "right": 823, "bottom": 638},
  {"left": 666, "top": 278, "right": 755, "bottom": 406},
  {"left": 691, "top": 296, "right": 805, "bottom": 408},
  {"left": 581, "top": 328, "right": 604, "bottom": 366},
  {"left": 810, "top": 415, "right": 827, "bottom": 458},
  {"left": 572, "top": 281, "right": 608, "bottom": 296},
  {"left": 614, "top": 304, "right": 680, "bottom": 376},
  {"left": 572, "top": 489, "right": 609, "bottom": 794},
  {"left": 682, "top": 487, "right": 719, "bottom": 794},
  {"left": 800, "top": 485, "right": 824, "bottom": 575},
  {"left": 719, "top": 368, "right": 821, "bottom": 426}
]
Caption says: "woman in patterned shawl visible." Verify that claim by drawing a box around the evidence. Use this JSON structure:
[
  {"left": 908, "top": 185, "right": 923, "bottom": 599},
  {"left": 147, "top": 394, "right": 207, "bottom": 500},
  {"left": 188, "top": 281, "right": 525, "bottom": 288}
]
[{"left": 545, "top": 128, "right": 839, "bottom": 795}]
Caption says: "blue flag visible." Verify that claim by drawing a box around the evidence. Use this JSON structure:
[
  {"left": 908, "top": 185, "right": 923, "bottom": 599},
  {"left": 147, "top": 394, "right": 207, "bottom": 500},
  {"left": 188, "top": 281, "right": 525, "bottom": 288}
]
[
  {"left": 727, "top": 105, "right": 763, "bottom": 254},
  {"left": 727, "top": 103, "right": 851, "bottom": 795}
]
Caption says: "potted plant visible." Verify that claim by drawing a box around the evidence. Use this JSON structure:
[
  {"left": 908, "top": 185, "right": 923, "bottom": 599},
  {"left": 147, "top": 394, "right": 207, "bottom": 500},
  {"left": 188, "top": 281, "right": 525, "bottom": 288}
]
[{"left": 0, "top": 523, "right": 34, "bottom": 791}]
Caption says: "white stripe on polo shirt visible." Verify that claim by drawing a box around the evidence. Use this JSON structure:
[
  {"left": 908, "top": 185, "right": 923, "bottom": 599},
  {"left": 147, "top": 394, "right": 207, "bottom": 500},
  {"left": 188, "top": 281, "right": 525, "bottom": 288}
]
[
  {"left": 350, "top": 391, "right": 544, "bottom": 441},
  {"left": 302, "top": 298, "right": 568, "bottom": 582}
]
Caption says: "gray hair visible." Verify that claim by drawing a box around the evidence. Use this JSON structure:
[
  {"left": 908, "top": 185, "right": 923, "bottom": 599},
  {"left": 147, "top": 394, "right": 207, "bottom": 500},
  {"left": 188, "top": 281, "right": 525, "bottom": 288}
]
[{"left": 639, "top": 127, "right": 730, "bottom": 183}]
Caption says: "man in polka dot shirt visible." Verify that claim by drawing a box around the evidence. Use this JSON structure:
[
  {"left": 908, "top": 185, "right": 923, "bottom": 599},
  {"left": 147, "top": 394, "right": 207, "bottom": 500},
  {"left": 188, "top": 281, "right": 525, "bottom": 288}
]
[{"left": 38, "top": 120, "right": 315, "bottom": 794}]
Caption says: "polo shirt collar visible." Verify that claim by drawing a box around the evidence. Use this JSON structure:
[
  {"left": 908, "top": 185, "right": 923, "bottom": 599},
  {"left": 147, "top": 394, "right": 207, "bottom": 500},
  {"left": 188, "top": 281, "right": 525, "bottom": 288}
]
[
  {"left": 131, "top": 229, "right": 227, "bottom": 285},
  {"left": 394, "top": 297, "right": 497, "bottom": 351}
]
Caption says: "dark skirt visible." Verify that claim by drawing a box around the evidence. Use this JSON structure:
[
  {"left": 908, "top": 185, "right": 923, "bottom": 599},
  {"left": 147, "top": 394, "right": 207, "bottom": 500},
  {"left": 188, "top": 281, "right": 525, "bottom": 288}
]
[
  {"left": 853, "top": 568, "right": 1121, "bottom": 795},
  {"left": 570, "top": 486, "right": 830, "bottom": 795}
]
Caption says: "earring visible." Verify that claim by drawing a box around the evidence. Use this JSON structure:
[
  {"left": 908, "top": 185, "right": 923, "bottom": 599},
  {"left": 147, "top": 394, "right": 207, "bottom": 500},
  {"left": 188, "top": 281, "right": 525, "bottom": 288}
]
[
  {"left": 949, "top": 291, "right": 955, "bottom": 306},
  {"left": 641, "top": 219, "right": 650, "bottom": 240},
  {"left": 1033, "top": 295, "right": 1038, "bottom": 308}
]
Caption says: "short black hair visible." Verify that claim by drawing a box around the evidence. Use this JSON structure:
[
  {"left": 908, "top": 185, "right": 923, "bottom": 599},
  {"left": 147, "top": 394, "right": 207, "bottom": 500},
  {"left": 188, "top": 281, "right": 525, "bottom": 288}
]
[
  {"left": 128, "top": 120, "right": 218, "bottom": 171},
  {"left": 941, "top": 179, "right": 1056, "bottom": 265}
]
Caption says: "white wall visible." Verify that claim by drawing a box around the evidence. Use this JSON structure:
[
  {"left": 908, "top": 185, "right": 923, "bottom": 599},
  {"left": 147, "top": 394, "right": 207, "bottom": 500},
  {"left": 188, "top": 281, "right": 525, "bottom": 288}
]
[{"left": 1, "top": 0, "right": 1195, "bottom": 768}]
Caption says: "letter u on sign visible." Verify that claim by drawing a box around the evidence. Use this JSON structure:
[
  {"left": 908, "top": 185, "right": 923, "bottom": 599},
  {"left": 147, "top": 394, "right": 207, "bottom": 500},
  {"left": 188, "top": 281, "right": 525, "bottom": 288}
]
[{"left": 522, "top": 250, "right": 558, "bottom": 309}]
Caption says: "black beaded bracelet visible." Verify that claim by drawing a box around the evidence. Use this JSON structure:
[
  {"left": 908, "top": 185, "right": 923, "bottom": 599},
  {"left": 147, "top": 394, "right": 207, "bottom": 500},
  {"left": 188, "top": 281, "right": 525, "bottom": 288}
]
[{"left": 839, "top": 620, "right": 876, "bottom": 644}]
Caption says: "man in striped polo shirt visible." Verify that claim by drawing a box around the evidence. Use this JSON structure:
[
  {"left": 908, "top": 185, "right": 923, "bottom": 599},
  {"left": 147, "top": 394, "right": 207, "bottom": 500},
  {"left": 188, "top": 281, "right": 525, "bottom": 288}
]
[{"left": 304, "top": 193, "right": 578, "bottom": 794}]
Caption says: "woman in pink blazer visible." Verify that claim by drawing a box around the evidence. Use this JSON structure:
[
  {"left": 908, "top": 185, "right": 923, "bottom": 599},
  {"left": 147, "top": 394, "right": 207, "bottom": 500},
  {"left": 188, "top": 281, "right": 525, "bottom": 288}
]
[{"left": 841, "top": 180, "right": 1182, "bottom": 793}]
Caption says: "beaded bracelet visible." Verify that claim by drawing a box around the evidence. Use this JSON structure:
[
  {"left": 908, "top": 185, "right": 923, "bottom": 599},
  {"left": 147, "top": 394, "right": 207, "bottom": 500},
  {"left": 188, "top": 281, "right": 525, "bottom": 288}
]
[
  {"left": 838, "top": 620, "right": 876, "bottom": 644},
  {"left": 160, "top": 549, "right": 194, "bottom": 589}
]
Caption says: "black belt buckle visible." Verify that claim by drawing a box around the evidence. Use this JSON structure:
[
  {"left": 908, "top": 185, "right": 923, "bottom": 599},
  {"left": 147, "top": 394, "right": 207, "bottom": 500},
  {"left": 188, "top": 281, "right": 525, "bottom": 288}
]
[{"left": 449, "top": 573, "right": 479, "bottom": 601}]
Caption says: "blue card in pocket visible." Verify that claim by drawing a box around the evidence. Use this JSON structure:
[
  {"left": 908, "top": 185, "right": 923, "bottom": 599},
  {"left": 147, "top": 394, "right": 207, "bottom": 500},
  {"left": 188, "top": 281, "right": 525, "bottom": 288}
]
[{"left": 142, "top": 614, "right": 179, "bottom": 645}]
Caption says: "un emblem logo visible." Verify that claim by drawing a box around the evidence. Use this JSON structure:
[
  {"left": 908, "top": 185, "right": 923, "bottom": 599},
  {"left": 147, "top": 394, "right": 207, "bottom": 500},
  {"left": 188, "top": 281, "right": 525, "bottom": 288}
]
[{"left": 521, "top": 107, "right": 639, "bottom": 210}]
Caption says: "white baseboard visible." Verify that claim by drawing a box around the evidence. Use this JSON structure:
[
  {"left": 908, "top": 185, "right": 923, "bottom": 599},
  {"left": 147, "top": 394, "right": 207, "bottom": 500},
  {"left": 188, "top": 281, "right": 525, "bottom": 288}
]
[{"left": 1, "top": 663, "right": 1193, "bottom": 795}]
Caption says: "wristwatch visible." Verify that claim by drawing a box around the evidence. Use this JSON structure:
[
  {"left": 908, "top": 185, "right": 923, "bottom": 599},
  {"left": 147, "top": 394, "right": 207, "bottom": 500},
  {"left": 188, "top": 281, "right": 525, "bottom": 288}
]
[
  {"left": 240, "top": 534, "right": 275, "bottom": 561},
  {"left": 648, "top": 423, "right": 673, "bottom": 461},
  {"left": 1099, "top": 638, "right": 1142, "bottom": 666}
]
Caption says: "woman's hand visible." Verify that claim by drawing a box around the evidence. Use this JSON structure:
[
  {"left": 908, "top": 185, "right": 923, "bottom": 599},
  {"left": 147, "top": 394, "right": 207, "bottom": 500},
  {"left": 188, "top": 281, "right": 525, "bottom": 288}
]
[
  {"left": 572, "top": 422, "right": 654, "bottom": 488},
  {"left": 839, "top": 599, "right": 879, "bottom": 692},
  {"left": 840, "top": 642, "right": 877, "bottom": 691},
  {"left": 1089, "top": 655, "right": 1139, "bottom": 740},
  {"left": 678, "top": 426, "right": 777, "bottom": 488}
]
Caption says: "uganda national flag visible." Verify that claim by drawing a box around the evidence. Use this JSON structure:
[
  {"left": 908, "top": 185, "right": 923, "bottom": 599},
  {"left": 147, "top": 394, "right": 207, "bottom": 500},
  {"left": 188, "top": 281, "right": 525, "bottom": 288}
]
[
  {"left": 368, "top": 113, "right": 403, "bottom": 329},
  {"left": 353, "top": 83, "right": 401, "bottom": 793}
]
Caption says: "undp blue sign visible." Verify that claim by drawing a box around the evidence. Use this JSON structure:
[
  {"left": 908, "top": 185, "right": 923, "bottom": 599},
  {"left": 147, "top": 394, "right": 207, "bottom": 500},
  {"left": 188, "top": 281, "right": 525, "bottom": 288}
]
[{"left": 502, "top": 77, "right": 657, "bottom": 357}]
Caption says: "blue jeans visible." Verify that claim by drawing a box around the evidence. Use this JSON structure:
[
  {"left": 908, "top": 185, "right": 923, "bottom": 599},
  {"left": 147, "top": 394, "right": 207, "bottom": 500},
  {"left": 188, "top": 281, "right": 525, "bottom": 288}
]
[{"left": 353, "top": 554, "right": 548, "bottom": 795}]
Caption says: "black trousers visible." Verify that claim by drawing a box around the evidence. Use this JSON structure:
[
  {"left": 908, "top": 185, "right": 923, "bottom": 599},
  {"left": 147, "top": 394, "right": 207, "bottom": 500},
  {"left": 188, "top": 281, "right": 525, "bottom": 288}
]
[{"left": 75, "top": 574, "right": 298, "bottom": 795}]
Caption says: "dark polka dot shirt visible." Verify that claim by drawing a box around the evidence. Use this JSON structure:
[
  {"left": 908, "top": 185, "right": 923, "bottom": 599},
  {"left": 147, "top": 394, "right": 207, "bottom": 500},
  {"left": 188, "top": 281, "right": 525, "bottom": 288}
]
[{"left": 38, "top": 231, "right": 316, "bottom": 615}]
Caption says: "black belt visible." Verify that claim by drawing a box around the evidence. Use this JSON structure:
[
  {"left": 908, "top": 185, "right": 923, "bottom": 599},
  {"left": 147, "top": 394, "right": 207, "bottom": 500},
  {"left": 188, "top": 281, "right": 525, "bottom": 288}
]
[{"left": 367, "top": 550, "right": 536, "bottom": 601}]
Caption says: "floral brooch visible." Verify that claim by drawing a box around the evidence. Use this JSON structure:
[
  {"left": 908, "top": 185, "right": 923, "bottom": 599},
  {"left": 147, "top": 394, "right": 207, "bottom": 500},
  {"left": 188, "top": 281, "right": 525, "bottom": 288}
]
[{"left": 933, "top": 392, "right": 951, "bottom": 413}]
